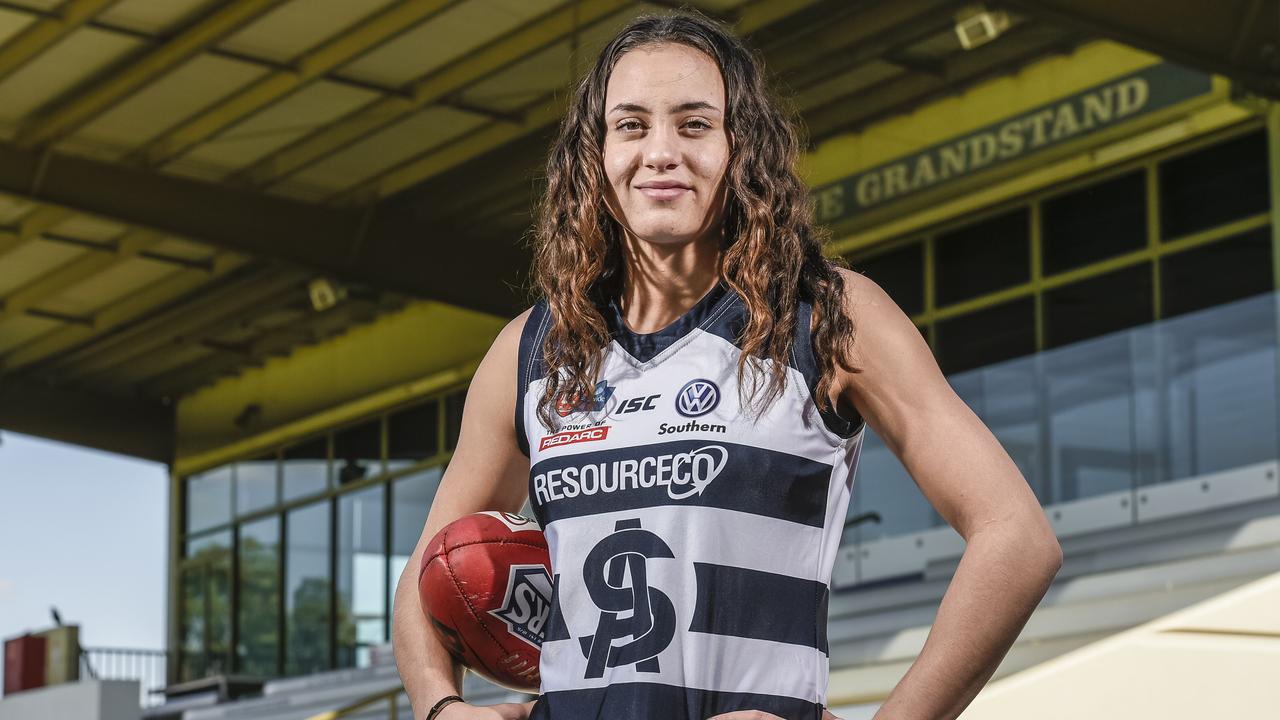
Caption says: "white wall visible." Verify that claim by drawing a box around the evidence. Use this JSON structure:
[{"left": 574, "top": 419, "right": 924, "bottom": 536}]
[{"left": 0, "top": 680, "right": 139, "bottom": 720}]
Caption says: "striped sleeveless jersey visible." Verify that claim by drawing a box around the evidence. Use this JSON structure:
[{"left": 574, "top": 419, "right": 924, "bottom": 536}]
[{"left": 518, "top": 283, "right": 865, "bottom": 720}]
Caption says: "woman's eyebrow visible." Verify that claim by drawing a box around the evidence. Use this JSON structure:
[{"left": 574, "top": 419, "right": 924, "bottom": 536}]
[{"left": 607, "top": 100, "right": 722, "bottom": 115}]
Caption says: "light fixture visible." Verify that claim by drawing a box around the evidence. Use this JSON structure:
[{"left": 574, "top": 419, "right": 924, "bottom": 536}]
[
  {"left": 954, "top": 4, "right": 1010, "bottom": 50},
  {"left": 308, "top": 277, "right": 347, "bottom": 312}
]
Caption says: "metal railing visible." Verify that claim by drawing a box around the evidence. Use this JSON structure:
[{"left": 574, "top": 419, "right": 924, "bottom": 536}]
[
  {"left": 305, "top": 686, "right": 405, "bottom": 720},
  {"left": 80, "top": 646, "right": 171, "bottom": 707}
]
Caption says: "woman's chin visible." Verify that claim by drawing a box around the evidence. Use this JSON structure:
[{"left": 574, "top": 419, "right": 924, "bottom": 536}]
[{"left": 627, "top": 225, "right": 718, "bottom": 249}]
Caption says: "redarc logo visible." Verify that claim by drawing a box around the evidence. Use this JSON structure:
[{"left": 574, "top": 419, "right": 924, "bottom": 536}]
[
  {"left": 539, "top": 426, "right": 610, "bottom": 451},
  {"left": 675, "top": 379, "right": 720, "bottom": 418},
  {"left": 557, "top": 380, "right": 615, "bottom": 417}
]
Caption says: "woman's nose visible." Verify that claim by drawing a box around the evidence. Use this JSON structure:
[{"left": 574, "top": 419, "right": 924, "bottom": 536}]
[{"left": 642, "top": 126, "right": 679, "bottom": 170}]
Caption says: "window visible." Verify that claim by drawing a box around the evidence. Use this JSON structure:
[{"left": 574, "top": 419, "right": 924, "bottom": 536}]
[
  {"left": 337, "top": 486, "right": 386, "bottom": 668},
  {"left": 935, "top": 208, "right": 1030, "bottom": 306},
  {"left": 237, "top": 517, "right": 280, "bottom": 676},
  {"left": 390, "top": 467, "right": 444, "bottom": 606},
  {"left": 1161, "top": 227, "right": 1273, "bottom": 319},
  {"left": 236, "top": 454, "right": 278, "bottom": 516},
  {"left": 283, "top": 437, "right": 327, "bottom": 501},
  {"left": 286, "top": 502, "right": 331, "bottom": 675},
  {"left": 187, "top": 467, "right": 232, "bottom": 534},
  {"left": 1042, "top": 171, "right": 1146, "bottom": 275},
  {"left": 180, "top": 532, "right": 232, "bottom": 681},
  {"left": 935, "top": 296, "right": 1035, "bottom": 375},
  {"left": 388, "top": 401, "right": 440, "bottom": 472},
  {"left": 1044, "top": 264, "right": 1152, "bottom": 349},
  {"left": 1160, "top": 130, "right": 1269, "bottom": 239},
  {"left": 335, "top": 420, "right": 381, "bottom": 486},
  {"left": 849, "top": 242, "right": 924, "bottom": 316}
]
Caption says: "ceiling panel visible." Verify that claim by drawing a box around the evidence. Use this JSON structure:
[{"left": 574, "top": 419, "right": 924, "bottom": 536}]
[
  {"left": 339, "top": 0, "right": 563, "bottom": 88},
  {"left": 43, "top": 257, "right": 187, "bottom": 316},
  {"left": 46, "top": 214, "right": 128, "bottom": 242},
  {"left": 0, "top": 314, "right": 60, "bottom": 354},
  {"left": 171, "top": 79, "right": 381, "bottom": 176},
  {"left": 0, "top": 194, "right": 37, "bottom": 224},
  {"left": 0, "top": 0, "right": 62, "bottom": 10},
  {"left": 148, "top": 237, "right": 218, "bottom": 261},
  {"left": 793, "top": 60, "right": 904, "bottom": 112},
  {"left": 908, "top": 26, "right": 969, "bottom": 59},
  {"left": 0, "top": 6, "right": 37, "bottom": 47},
  {"left": 0, "top": 240, "right": 88, "bottom": 297},
  {"left": 456, "top": 4, "right": 647, "bottom": 112},
  {"left": 95, "top": 0, "right": 222, "bottom": 35},
  {"left": 219, "top": 0, "right": 403, "bottom": 63},
  {"left": 0, "top": 27, "right": 143, "bottom": 123},
  {"left": 287, "top": 105, "right": 485, "bottom": 196},
  {"left": 72, "top": 54, "right": 271, "bottom": 154},
  {"left": 95, "top": 342, "right": 214, "bottom": 388},
  {"left": 703, "top": 0, "right": 754, "bottom": 10}
]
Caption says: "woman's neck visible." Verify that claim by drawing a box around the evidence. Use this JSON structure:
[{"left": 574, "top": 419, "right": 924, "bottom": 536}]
[{"left": 618, "top": 232, "right": 721, "bottom": 334}]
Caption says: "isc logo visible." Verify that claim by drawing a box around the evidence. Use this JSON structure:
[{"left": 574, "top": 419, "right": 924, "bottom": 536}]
[{"left": 616, "top": 394, "right": 660, "bottom": 414}]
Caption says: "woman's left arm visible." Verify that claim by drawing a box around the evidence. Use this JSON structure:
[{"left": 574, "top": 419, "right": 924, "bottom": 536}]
[{"left": 834, "top": 270, "right": 1063, "bottom": 720}]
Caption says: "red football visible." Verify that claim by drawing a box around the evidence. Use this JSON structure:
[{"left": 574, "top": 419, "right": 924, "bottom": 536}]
[{"left": 418, "top": 511, "right": 552, "bottom": 692}]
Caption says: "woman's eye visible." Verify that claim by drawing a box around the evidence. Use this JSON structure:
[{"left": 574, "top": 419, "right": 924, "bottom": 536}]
[
  {"left": 617, "top": 120, "right": 644, "bottom": 132},
  {"left": 685, "top": 119, "right": 712, "bottom": 130}
]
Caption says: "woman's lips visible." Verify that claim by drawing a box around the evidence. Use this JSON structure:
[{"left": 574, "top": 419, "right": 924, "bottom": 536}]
[{"left": 637, "top": 186, "right": 691, "bottom": 200}]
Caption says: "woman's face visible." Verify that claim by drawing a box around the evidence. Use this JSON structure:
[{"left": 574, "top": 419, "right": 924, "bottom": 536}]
[{"left": 602, "top": 43, "right": 730, "bottom": 248}]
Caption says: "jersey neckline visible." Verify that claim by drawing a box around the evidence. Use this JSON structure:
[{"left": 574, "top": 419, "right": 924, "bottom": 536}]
[{"left": 604, "top": 281, "right": 733, "bottom": 364}]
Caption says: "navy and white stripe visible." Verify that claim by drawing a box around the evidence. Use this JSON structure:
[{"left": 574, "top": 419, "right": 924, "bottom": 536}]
[{"left": 518, "top": 283, "right": 864, "bottom": 719}]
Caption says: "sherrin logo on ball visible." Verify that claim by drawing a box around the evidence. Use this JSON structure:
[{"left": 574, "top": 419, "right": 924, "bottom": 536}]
[
  {"left": 490, "top": 565, "right": 554, "bottom": 649},
  {"left": 675, "top": 378, "right": 720, "bottom": 417}
]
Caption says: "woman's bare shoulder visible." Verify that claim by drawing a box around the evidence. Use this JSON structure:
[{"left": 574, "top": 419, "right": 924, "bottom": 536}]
[{"left": 832, "top": 266, "right": 942, "bottom": 397}]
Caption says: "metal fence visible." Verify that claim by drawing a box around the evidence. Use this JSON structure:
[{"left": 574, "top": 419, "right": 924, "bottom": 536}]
[{"left": 80, "top": 646, "right": 171, "bottom": 707}]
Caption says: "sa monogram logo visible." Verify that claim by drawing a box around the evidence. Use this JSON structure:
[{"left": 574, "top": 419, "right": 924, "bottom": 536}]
[
  {"left": 676, "top": 378, "right": 720, "bottom": 418},
  {"left": 490, "top": 565, "right": 554, "bottom": 649},
  {"left": 579, "top": 519, "right": 676, "bottom": 678}
]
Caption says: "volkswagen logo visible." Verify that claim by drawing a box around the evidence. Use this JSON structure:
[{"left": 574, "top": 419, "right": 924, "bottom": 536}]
[{"left": 675, "top": 379, "right": 720, "bottom": 418}]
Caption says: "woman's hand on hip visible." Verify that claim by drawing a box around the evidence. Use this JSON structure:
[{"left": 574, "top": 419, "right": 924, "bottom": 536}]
[{"left": 705, "top": 710, "right": 844, "bottom": 720}]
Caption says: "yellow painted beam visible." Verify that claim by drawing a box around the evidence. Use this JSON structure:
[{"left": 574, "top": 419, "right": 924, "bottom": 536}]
[
  {"left": 238, "top": 0, "right": 625, "bottom": 187},
  {"left": 0, "top": 0, "right": 118, "bottom": 84},
  {"left": 0, "top": 228, "right": 161, "bottom": 321},
  {"left": 0, "top": 204, "right": 77, "bottom": 257},
  {"left": 15, "top": 0, "right": 287, "bottom": 148},
  {"left": 138, "top": 0, "right": 463, "bottom": 167},
  {"left": 341, "top": 0, "right": 823, "bottom": 200},
  {"left": 1, "top": 252, "right": 249, "bottom": 371}
]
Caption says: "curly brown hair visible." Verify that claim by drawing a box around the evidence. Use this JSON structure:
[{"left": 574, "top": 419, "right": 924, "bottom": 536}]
[{"left": 532, "top": 10, "right": 857, "bottom": 429}]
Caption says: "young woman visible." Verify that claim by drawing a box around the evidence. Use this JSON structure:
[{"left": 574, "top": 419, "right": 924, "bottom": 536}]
[{"left": 392, "top": 12, "right": 1062, "bottom": 720}]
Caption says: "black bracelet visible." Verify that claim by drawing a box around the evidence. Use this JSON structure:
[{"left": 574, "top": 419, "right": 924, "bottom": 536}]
[{"left": 426, "top": 694, "right": 464, "bottom": 720}]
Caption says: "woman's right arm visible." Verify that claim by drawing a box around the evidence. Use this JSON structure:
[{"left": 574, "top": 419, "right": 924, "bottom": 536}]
[{"left": 392, "top": 309, "right": 537, "bottom": 720}]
